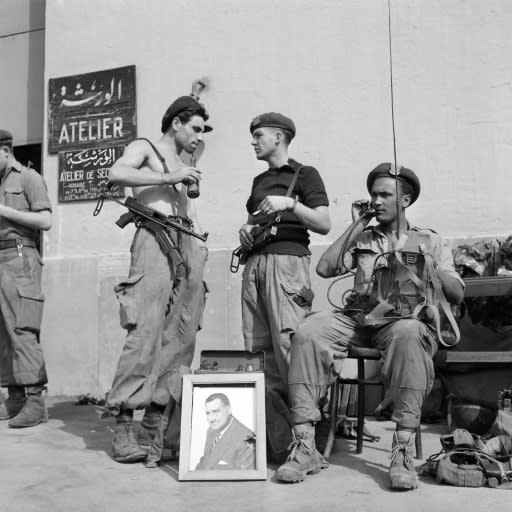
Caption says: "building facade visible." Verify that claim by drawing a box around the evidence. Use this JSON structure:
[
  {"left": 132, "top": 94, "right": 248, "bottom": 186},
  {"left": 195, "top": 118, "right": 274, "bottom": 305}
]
[{"left": 1, "top": 0, "right": 511, "bottom": 395}]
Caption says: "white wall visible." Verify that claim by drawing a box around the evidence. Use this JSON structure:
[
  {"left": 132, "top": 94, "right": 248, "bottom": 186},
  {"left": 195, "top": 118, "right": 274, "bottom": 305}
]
[
  {"left": 37, "top": 0, "right": 512, "bottom": 395},
  {"left": 43, "top": 0, "right": 512, "bottom": 260},
  {"left": 390, "top": 0, "right": 512, "bottom": 237}
]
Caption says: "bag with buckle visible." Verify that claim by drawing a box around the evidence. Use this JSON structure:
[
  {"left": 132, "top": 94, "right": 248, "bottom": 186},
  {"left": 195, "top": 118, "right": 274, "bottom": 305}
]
[{"left": 420, "top": 428, "right": 512, "bottom": 488}]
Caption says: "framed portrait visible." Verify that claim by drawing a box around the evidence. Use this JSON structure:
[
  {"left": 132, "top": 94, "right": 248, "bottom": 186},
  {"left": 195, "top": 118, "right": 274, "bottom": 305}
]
[{"left": 178, "top": 372, "right": 267, "bottom": 481}]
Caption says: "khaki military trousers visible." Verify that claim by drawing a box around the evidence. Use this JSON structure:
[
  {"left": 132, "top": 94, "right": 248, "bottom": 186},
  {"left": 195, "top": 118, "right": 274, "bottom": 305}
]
[
  {"left": 0, "top": 246, "right": 47, "bottom": 387},
  {"left": 288, "top": 310, "right": 437, "bottom": 429},
  {"left": 108, "top": 228, "right": 207, "bottom": 413},
  {"left": 242, "top": 253, "right": 314, "bottom": 396}
]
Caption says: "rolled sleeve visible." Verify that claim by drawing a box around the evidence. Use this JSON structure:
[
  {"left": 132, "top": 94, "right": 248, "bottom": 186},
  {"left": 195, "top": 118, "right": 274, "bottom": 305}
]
[
  {"left": 23, "top": 169, "right": 52, "bottom": 212},
  {"left": 434, "top": 236, "right": 465, "bottom": 288}
]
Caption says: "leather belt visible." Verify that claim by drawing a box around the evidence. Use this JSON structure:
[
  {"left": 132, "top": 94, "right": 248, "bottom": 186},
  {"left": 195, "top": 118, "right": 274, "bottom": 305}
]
[{"left": 0, "top": 239, "right": 36, "bottom": 250}]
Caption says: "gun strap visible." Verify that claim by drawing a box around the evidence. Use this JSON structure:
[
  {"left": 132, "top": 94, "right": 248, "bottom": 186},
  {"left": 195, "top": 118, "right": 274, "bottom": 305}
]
[
  {"left": 266, "top": 163, "right": 303, "bottom": 225},
  {"left": 134, "top": 137, "right": 170, "bottom": 173},
  {"left": 417, "top": 246, "right": 460, "bottom": 347},
  {"left": 285, "top": 161, "right": 303, "bottom": 197}
]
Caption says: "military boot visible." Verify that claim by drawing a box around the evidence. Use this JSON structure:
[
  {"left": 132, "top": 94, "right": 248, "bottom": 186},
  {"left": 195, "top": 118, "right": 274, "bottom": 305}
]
[
  {"left": 8, "top": 386, "right": 47, "bottom": 428},
  {"left": 138, "top": 403, "right": 164, "bottom": 448},
  {"left": 112, "top": 410, "right": 147, "bottom": 463},
  {"left": 389, "top": 430, "right": 418, "bottom": 490},
  {"left": 0, "top": 387, "right": 26, "bottom": 420},
  {"left": 276, "top": 423, "right": 329, "bottom": 483}
]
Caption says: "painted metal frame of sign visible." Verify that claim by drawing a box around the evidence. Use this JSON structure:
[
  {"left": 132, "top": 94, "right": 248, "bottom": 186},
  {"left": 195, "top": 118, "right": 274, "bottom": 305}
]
[
  {"left": 179, "top": 372, "right": 267, "bottom": 481},
  {"left": 48, "top": 65, "right": 136, "bottom": 153},
  {"left": 58, "top": 146, "right": 125, "bottom": 202}
]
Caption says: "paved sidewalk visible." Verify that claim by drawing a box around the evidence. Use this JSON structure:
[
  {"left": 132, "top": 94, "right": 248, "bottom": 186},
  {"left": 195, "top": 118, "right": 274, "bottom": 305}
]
[{"left": 0, "top": 397, "right": 505, "bottom": 512}]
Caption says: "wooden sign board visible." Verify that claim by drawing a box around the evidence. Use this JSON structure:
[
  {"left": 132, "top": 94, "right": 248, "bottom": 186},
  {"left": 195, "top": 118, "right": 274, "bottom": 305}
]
[
  {"left": 48, "top": 65, "right": 136, "bottom": 153},
  {"left": 58, "top": 146, "right": 125, "bottom": 202}
]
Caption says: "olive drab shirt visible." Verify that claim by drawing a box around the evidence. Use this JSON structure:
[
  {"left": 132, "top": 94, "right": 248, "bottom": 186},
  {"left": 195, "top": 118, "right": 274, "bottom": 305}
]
[{"left": 0, "top": 161, "right": 52, "bottom": 241}]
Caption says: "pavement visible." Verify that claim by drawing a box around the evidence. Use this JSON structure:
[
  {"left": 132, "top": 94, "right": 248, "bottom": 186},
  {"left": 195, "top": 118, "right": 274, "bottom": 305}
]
[{"left": 0, "top": 397, "right": 507, "bottom": 512}]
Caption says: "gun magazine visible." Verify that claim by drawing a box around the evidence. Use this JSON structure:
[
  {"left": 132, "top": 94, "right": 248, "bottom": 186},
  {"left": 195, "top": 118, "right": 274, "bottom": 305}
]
[{"left": 155, "top": 229, "right": 175, "bottom": 253}]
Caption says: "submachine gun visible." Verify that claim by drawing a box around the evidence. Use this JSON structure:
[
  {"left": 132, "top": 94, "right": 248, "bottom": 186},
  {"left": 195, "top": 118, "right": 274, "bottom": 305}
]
[
  {"left": 94, "top": 195, "right": 208, "bottom": 269},
  {"left": 230, "top": 217, "right": 280, "bottom": 273}
]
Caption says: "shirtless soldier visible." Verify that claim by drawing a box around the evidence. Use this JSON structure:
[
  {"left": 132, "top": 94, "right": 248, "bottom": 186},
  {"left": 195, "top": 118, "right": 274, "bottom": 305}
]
[{"left": 107, "top": 96, "right": 211, "bottom": 462}]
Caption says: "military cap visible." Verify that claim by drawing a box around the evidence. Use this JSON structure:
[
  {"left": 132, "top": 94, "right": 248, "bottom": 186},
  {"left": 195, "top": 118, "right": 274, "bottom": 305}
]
[
  {"left": 366, "top": 163, "right": 421, "bottom": 204},
  {"left": 0, "top": 129, "right": 13, "bottom": 145},
  {"left": 250, "top": 112, "right": 296, "bottom": 139},
  {"left": 161, "top": 96, "right": 212, "bottom": 134}
]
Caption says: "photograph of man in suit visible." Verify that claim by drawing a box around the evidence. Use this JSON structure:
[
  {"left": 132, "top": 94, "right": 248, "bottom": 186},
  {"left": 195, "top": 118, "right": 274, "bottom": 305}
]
[{"left": 195, "top": 393, "right": 256, "bottom": 470}]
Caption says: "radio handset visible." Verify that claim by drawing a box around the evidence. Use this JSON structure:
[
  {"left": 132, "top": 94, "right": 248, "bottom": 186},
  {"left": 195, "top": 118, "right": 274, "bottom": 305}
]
[{"left": 359, "top": 200, "right": 376, "bottom": 219}]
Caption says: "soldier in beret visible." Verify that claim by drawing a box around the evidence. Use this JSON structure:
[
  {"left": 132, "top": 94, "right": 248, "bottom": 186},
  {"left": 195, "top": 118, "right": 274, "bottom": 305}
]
[
  {"left": 0, "top": 130, "right": 52, "bottom": 428},
  {"left": 106, "top": 95, "right": 211, "bottom": 462},
  {"left": 239, "top": 112, "right": 330, "bottom": 413},
  {"left": 276, "top": 163, "right": 464, "bottom": 490}
]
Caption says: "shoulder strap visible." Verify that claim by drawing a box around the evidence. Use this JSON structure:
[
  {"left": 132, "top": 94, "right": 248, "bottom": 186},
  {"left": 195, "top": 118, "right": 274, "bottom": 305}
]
[
  {"left": 285, "top": 164, "right": 303, "bottom": 198},
  {"left": 134, "top": 137, "right": 170, "bottom": 174},
  {"left": 418, "top": 247, "right": 461, "bottom": 347}
]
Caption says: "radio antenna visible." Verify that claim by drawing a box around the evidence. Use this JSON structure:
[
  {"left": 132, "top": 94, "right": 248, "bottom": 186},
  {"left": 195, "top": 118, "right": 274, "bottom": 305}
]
[{"left": 387, "top": 0, "right": 401, "bottom": 237}]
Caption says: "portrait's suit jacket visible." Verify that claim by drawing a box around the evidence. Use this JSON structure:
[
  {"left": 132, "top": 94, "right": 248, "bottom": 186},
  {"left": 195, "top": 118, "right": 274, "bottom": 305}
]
[{"left": 196, "top": 417, "right": 256, "bottom": 470}]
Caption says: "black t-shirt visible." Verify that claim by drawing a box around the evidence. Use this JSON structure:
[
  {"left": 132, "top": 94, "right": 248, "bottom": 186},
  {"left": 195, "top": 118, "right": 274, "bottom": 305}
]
[{"left": 245, "top": 158, "right": 329, "bottom": 256}]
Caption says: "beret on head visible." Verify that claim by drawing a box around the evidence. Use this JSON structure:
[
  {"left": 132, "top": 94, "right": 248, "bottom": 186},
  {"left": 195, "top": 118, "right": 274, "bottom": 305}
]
[
  {"left": 0, "top": 129, "right": 13, "bottom": 145},
  {"left": 250, "top": 112, "right": 296, "bottom": 139},
  {"left": 366, "top": 163, "right": 421, "bottom": 204},
  {"left": 161, "top": 96, "right": 212, "bottom": 134}
]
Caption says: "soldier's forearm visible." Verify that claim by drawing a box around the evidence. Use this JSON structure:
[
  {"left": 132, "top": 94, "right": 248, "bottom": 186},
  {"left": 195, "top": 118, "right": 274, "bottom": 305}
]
[
  {"left": 108, "top": 165, "right": 170, "bottom": 187},
  {"left": 0, "top": 206, "right": 51, "bottom": 231},
  {"left": 293, "top": 203, "right": 330, "bottom": 235},
  {"left": 438, "top": 269, "right": 465, "bottom": 305},
  {"left": 316, "top": 222, "right": 364, "bottom": 278}
]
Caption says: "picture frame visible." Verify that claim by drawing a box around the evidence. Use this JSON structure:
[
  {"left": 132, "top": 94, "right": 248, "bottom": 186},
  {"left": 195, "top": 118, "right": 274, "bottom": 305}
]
[{"left": 178, "top": 372, "right": 267, "bottom": 481}]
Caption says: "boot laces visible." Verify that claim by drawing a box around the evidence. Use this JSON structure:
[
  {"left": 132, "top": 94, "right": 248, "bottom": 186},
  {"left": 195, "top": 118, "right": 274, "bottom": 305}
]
[
  {"left": 287, "top": 431, "right": 314, "bottom": 461},
  {"left": 391, "top": 434, "right": 414, "bottom": 465}
]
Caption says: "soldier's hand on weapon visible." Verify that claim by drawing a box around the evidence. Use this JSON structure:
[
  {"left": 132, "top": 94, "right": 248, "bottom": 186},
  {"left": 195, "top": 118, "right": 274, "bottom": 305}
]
[
  {"left": 169, "top": 167, "right": 202, "bottom": 186},
  {"left": 351, "top": 199, "right": 374, "bottom": 225},
  {"left": 256, "top": 195, "right": 292, "bottom": 215},
  {"left": 239, "top": 224, "right": 255, "bottom": 251}
]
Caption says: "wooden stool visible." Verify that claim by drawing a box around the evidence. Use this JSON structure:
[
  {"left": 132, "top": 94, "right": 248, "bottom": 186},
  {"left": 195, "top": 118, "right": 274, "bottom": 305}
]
[{"left": 323, "top": 347, "right": 423, "bottom": 459}]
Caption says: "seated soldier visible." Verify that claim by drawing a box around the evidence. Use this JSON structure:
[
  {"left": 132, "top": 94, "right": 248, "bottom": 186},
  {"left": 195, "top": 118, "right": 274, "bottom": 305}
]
[{"left": 276, "top": 163, "right": 464, "bottom": 490}]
